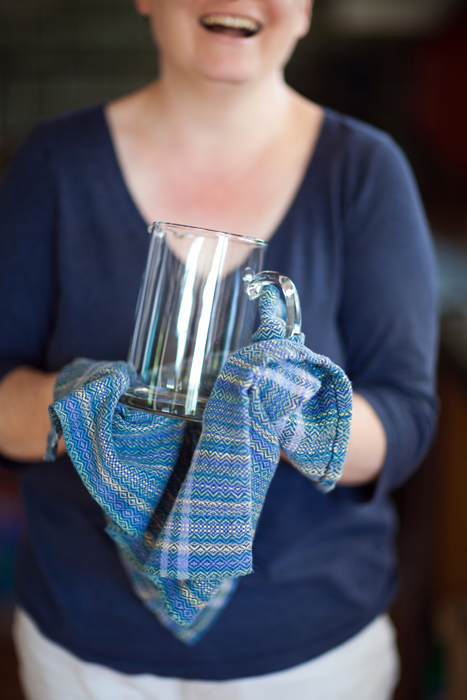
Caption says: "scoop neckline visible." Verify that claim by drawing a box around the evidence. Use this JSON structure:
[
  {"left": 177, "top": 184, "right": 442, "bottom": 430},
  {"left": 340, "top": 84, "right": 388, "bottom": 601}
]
[{"left": 96, "top": 103, "right": 332, "bottom": 244}]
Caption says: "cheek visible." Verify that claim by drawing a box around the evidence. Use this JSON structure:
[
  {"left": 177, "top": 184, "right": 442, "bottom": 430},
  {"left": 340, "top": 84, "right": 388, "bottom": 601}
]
[
  {"left": 267, "top": 0, "right": 310, "bottom": 35},
  {"left": 147, "top": 2, "right": 192, "bottom": 53}
]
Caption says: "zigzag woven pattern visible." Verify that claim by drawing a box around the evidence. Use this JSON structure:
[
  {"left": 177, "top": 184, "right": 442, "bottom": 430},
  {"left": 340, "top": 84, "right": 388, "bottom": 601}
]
[
  {"left": 46, "top": 360, "right": 186, "bottom": 538},
  {"left": 46, "top": 286, "right": 352, "bottom": 643}
]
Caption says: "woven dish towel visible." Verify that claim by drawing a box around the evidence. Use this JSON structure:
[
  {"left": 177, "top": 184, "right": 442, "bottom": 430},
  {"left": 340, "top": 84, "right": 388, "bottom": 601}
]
[{"left": 46, "top": 287, "right": 352, "bottom": 643}]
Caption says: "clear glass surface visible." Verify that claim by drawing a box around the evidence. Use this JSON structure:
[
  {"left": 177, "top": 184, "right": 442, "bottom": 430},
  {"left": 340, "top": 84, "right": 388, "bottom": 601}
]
[{"left": 120, "top": 223, "right": 300, "bottom": 421}]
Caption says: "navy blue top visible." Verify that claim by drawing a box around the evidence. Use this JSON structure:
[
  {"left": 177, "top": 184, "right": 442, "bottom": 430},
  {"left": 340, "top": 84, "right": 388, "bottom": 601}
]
[{"left": 0, "top": 105, "right": 438, "bottom": 679}]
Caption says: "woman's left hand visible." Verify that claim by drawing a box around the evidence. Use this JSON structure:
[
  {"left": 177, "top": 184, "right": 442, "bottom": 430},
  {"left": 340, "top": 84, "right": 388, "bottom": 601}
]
[{"left": 281, "top": 391, "right": 386, "bottom": 486}]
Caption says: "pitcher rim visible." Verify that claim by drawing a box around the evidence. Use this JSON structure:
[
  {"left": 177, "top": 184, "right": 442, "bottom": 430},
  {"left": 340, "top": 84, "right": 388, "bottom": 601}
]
[{"left": 150, "top": 222, "right": 268, "bottom": 247}]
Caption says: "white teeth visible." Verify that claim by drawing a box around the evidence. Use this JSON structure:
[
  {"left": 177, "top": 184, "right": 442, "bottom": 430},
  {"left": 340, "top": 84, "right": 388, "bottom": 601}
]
[{"left": 201, "top": 14, "right": 261, "bottom": 33}]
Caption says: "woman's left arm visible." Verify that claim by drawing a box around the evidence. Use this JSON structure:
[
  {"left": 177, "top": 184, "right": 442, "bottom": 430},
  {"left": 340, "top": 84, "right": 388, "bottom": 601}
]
[{"left": 337, "top": 131, "right": 438, "bottom": 495}]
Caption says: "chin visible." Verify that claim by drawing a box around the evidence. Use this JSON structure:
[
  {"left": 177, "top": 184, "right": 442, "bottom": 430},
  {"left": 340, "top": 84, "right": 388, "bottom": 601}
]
[
  {"left": 192, "top": 55, "right": 262, "bottom": 85},
  {"left": 203, "top": 69, "right": 256, "bottom": 85}
]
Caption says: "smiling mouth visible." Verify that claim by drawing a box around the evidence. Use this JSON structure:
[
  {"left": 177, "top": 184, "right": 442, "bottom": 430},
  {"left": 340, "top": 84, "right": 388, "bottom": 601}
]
[{"left": 200, "top": 14, "right": 262, "bottom": 38}]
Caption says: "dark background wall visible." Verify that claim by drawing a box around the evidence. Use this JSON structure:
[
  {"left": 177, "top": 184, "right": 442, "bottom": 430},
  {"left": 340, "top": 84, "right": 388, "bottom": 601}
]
[{"left": 0, "top": 0, "right": 156, "bottom": 170}]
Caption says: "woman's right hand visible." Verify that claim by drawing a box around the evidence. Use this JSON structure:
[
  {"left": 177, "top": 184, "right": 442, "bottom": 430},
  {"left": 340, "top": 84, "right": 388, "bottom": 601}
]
[{"left": 0, "top": 366, "right": 65, "bottom": 462}]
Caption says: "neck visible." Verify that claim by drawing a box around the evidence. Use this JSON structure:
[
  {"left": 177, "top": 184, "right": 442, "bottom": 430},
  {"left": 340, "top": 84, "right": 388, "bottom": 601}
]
[{"left": 141, "top": 66, "right": 295, "bottom": 153}]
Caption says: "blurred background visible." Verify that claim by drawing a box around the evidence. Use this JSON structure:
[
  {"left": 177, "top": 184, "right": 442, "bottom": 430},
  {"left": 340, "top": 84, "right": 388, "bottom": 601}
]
[{"left": 1, "top": 1, "right": 467, "bottom": 698}]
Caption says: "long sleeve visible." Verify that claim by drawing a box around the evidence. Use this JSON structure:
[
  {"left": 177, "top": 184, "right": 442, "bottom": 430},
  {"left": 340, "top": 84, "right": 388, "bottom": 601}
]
[
  {"left": 338, "top": 131, "right": 438, "bottom": 495},
  {"left": 0, "top": 124, "right": 57, "bottom": 382}
]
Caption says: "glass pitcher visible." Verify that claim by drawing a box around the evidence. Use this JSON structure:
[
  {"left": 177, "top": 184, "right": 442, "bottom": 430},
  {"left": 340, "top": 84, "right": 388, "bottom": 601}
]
[{"left": 120, "top": 222, "right": 301, "bottom": 421}]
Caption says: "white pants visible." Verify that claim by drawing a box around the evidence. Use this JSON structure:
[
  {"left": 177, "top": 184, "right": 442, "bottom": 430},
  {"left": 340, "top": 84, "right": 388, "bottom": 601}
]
[{"left": 13, "top": 608, "right": 399, "bottom": 700}]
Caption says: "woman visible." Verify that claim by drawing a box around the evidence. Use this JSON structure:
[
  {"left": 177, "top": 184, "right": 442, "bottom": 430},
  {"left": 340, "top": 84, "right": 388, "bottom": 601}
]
[{"left": 0, "top": 1, "right": 437, "bottom": 698}]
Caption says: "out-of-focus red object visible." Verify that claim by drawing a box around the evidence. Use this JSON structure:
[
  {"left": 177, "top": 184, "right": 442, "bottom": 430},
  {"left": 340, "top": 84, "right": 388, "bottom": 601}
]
[{"left": 411, "top": 7, "right": 467, "bottom": 180}]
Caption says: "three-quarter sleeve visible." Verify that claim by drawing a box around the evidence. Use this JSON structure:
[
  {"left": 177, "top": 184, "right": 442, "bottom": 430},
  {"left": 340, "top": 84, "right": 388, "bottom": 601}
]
[
  {"left": 339, "top": 133, "right": 438, "bottom": 496},
  {"left": 0, "top": 124, "right": 57, "bottom": 382}
]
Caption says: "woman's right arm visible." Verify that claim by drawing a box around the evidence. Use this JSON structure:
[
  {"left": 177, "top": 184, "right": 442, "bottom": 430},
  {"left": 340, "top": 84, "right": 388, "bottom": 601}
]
[
  {"left": 0, "top": 125, "right": 58, "bottom": 464},
  {"left": 0, "top": 367, "right": 64, "bottom": 461}
]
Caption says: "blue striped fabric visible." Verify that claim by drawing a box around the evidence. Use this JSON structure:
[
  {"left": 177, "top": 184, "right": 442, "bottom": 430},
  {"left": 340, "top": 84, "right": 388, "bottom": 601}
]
[{"left": 46, "top": 287, "right": 352, "bottom": 643}]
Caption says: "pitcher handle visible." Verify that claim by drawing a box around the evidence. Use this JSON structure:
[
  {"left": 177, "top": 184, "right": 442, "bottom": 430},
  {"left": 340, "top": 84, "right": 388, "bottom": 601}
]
[{"left": 246, "top": 270, "right": 302, "bottom": 339}]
